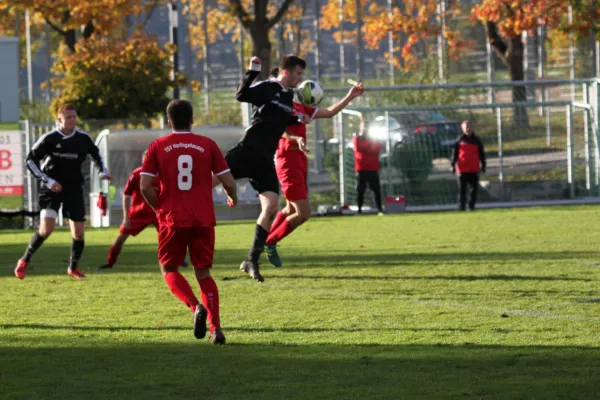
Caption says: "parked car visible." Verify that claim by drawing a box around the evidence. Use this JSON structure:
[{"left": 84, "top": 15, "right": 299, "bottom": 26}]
[{"left": 366, "top": 111, "right": 462, "bottom": 158}]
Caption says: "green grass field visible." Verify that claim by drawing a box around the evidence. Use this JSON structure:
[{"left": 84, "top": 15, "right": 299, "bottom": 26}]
[{"left": 1, "top": 207, "right": 600, "bottom": 399}]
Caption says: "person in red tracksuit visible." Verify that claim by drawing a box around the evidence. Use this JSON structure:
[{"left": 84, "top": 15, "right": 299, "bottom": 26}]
[
  {"left": 451, "top": 120, "right": 486, "bottom": 211},
  {"left": 353, "top": 120, "right": 384, "bottom": 214}
]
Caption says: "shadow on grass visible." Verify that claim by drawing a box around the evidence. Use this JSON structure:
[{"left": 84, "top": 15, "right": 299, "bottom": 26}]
[
  {"left": 2, "top": 241, "right": 599, "bottom": 278},
  {"left": 0, "top": 341, "right": 599, "bottom": 399},
  {"left": 274, "top": 274, "right": 592, "bottom": 282},
  {"left": 0, "top": 323, "right": 474, "bottom": 334}
]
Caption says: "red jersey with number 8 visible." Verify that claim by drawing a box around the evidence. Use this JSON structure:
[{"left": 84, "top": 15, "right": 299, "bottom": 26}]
[{"left": 141, "top": 132, "right": 230, "bottom": 228}]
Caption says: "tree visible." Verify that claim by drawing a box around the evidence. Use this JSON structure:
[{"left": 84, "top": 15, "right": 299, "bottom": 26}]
[
  {"left": 50, "top": 36, "right": 177, "bottom": 120},
  {"left": 472, "top": 0, "right": 569, "bottom": 127},
  {"left": 276, "top": 0, "right": 313, "bottom": 60},
  {"left": 184, "top": 0, "right": 296, "bottom": 79},
  {"left": 0, "top": 0, "right": 157, "bottom": 53},
  {"left": 0, "top": 5, "right": 49, "bottom": 67},
  {"left": 320, "top": 0, "right": 468, "bottom": 73}
]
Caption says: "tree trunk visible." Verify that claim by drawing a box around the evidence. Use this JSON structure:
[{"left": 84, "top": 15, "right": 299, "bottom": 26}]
[
  {"left": 507, "top": 36, "right": 529, "bottom": 128},
  {"left": 250, "top": 26, "right": 272, "bottom": 80},
  {"left": 64, "top": 29, "right": 76, "bottom": 53}
]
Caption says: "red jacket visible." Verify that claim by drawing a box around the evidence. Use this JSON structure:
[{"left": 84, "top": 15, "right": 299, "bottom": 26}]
[
  {"left": 353, "top": 135, "right": 382, "bottom": 172},
  {"left": 452, "top": 134, "right": 486, "bottom": 174}
]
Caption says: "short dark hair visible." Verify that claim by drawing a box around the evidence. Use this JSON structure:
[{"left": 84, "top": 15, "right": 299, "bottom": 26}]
[
  {"left": 279, "top": 55, "right": 306, "bottom": 72},
  {"left": 58, "top": 104, "right": 76, "bottom": 115},
  {"left": 166, "top": 99, "right": 193, "bottom": 130},
  {"left": 270, "top": 67, "right": 280, "bottom": 78}
]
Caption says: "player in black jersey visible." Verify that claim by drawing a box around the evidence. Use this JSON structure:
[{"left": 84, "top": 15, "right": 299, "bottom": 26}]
[
  {"left": 14, "top": 104, "right": 112, "bottom": 280},
  {"left": 216, "top": 55, "right": 308, "bottom": 282}
]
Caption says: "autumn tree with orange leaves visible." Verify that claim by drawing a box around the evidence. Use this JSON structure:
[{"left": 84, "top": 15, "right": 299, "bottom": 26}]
[
  {"left": 0, "top": 1, "right": 179, "bottom": 119},
  {"left": 184, "top": 0, "right": 297, "bottom": 80},
  {"left": 0, "top": 0, "right": 160, "bottom": 53},
  {"left": 472, "top": 0, "right": 568, "bottom": 126},
  {"left": 320, "top": 0, "right": 468, "bottom": 74}
]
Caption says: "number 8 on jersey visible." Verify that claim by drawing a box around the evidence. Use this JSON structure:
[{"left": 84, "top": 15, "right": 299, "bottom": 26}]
[{"left": 178, "top": 154, "right": 193, "bottom": 190}]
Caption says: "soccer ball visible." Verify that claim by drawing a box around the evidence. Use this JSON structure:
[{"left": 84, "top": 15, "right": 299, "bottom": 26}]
[{"left": 296, "top": 80, "right": 324, "bottom": 107}]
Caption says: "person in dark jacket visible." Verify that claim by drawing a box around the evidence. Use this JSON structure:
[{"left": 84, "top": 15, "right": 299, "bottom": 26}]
[
  {"left": 451, "top": 120, "right": 486, "bottom": 211},
  {"left": 353, "top": 120, "right": 384, "bottom": 214}
]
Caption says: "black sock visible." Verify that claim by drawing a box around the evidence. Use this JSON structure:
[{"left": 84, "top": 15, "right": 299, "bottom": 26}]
[
  {"left": 248, "top": 225, "right": 268, "bottom": 264},
  {"left": 22, "top": 232, "right": 46, "bottom": 263},
  {"left": 69, "top": 239, "right": 85, "bottom": 270}
]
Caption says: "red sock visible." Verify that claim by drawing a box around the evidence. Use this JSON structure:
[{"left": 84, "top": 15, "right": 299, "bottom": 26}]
[
  {"left": 266, "top": 220, "right": 295, "bottom": 245},
  {"left": 107, "top": 244, "right": 121, "bottom": 266},
  {"left": 198, "top": 276, "right": 220, "bottom": 333},
  {"left": 164, "top": 271, "right": 199, "bottom": 312},
  {"left": 269, "top": 211, "right": 288, "bottom": 236}
]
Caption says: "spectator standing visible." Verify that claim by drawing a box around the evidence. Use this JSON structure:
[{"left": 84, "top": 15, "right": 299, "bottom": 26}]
[
  {"left": 352, "top": 120, "right": 383, "bottom": 214},
  {"left": 451, "top": 120, "right": 486, "bottom": 211}
]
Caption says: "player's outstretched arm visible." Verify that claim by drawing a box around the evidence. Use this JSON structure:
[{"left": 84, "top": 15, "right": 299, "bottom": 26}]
[
  {"left": 217, "top": 172, "right": 237, "bottom": 207},
  {"left": 236, "top": 57, "right": 270, "bottom": 105},
  {"left": 314, "top": 82, "right": 365, "bottom": 119},
  {"left": 140, "top": 175, "right": 158, "bottom": 211}
]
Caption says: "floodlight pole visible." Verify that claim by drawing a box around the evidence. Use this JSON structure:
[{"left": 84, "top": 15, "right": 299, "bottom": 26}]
[{"left": 169, "top": 1, "right": 180, "bottom": 99}]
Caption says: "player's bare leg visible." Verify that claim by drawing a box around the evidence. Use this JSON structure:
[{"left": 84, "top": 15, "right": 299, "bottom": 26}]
[
  {"left": 240, "top": 191, "right": 278, "bottom": 282},
  {"left": 265, "top": 198, "right": 310, "bottom": 267},
  {"left": 15, "top": 215, "right": 56, "bottom": 279},
  {"left": 264, "top": 201, "right": 293, "bottom": 268},
  {"left": 160, "top": 264, "right": 205, "bottom": 339},
  {"left": 67, "top": 220, "right": 86, "bottom": 279},
  {"left": 97, "top": 232, "right": 130, "bottom": 271},
  {"left": 194, "top": 267, "right": 225, "bottom": 344}
]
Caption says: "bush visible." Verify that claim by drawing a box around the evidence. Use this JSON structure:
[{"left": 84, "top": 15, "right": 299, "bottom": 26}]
[
  {"left": 391, "top": 142, "right": 435, "bottom": 188},
  {"left": 51, "top": 36, "right": 180, "bottom": 120}
]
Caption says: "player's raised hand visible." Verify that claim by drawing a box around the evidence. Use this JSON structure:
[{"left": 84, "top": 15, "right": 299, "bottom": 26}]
[
  {"left": 349, "top": 82, "right": 365, "bottom": 98},
  {"left": 250, "top": 56, "right": 262, "bottom": 65},
  {"left": 50, "top": 181, "right": 62, "bottom": 193}
]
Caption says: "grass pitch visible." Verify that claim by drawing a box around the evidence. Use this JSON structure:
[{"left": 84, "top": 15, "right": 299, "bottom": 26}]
[{"left": 1, "top": 207, "right": 600, "bottom": 399}]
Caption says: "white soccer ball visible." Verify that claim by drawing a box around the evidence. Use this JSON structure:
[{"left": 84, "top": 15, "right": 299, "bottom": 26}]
[{"left": 296, "top": 80, "right": 324, "bottom": 107}]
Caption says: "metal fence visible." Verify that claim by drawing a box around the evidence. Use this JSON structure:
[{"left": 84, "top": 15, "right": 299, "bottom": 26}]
[
  {"left": 308, "top": 78, "right": 600, "bottom": 210},
  {"left": 12, "top": 79, "right": 600, "bottom": 225}
]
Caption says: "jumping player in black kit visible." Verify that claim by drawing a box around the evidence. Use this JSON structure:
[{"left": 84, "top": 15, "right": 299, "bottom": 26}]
[
  {"left": 14, "top": 104, "right": 112, "bottom": 280},
  {"left": 215, "top": 55, "right": 308, "bottom": 282}
]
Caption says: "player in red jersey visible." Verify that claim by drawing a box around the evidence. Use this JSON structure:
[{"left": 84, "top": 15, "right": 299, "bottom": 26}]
[
  {"left": 264, "top": 76, "right": 365, "bottom": 267},
  {"left": 140, "top": 100, "right": 237, "bottom": 344},
  {"left": 96, "top": 151, "right": 188, "bottom": 270}
]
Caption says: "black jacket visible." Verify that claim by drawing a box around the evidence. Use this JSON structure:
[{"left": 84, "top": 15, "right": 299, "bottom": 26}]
[
  {"left": 235, "top": 69, "right": 300, "bottom": 159},
  {"left": 26, "top": 128, "right": 107, "bottom": 188}
]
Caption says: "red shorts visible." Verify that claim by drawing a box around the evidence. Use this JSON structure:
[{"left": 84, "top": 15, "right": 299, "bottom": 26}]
[
  {"left": 119, "top": 217, "right": 158, "bottom": 236},
  {"left": 158, "top": 225, "right": 215, "bottom": 268},
  {"left": 275, "top": 152, "right": 308, "bottom": 201}
]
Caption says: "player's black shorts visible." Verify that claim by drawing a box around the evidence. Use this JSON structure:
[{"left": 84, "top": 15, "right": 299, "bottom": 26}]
[
  {"left": 225, "top": 145, "right": 279, "bottom": 194},
  {"left": 38, "top": 185, "right": 86, "bottom": 222}
]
